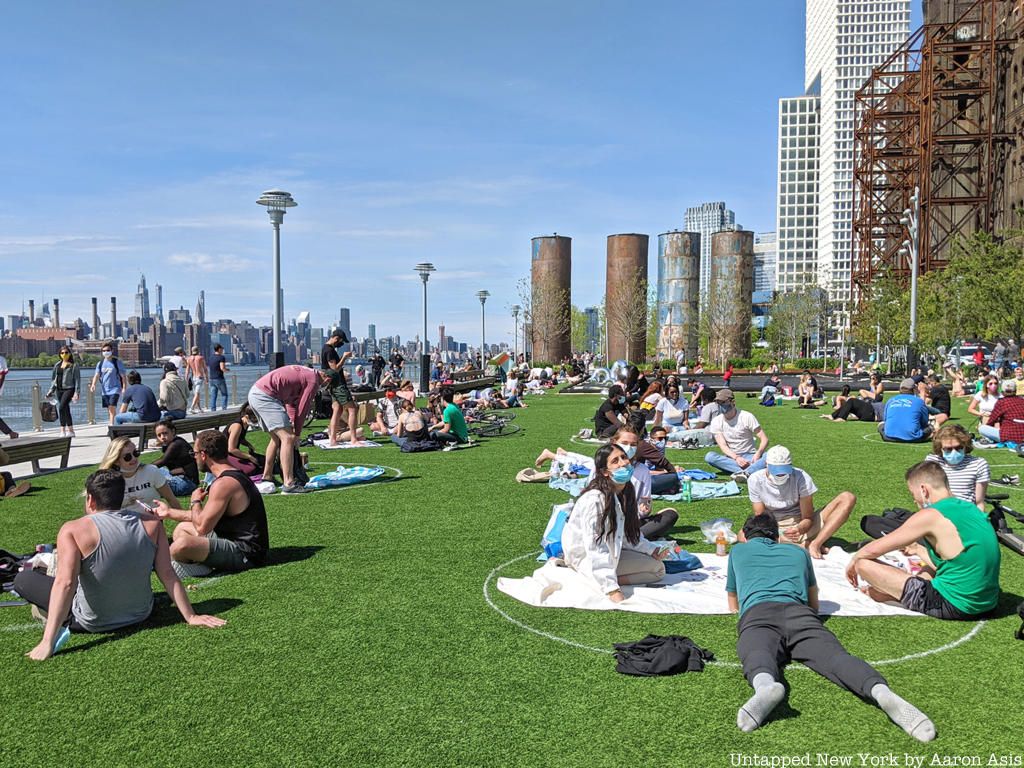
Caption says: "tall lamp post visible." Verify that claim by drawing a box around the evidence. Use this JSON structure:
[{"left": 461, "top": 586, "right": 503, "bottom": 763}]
[
  {"left": 476, "top": 291, "right": 490, "bottom": 372},
  {"left": 414, "top": 262, "right": 435, "bottom": 393},
  {"left": 256, "top": 189, "right": 297, "bottom": 369},
  {"left": 898, "top": 186, "right": 921, "bottom": 370},
  {"left": 511, "top": 304, "right": 521, "bottom": 363}
]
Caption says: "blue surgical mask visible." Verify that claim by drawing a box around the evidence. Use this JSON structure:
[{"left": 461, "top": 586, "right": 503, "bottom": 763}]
[
  {"left": 616, "top": 443, "right": 636, "bottom": 460},
  {"left": 618, "top": 396, "right": 626, "bottom": 405},
  {"left": 652, "top": 439, "right": 666, "bottom": 451},
  {"left": 942, "top": 449, "right": 965, "bottom": 466},
  {"left": 610, "top": 465, "right": 634, "bottom": 484}
]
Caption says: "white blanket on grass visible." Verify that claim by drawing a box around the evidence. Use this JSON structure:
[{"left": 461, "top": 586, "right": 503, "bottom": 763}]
[
  {"left": 312, "top": 440, "right": 382, "bottom": 449},
  {"left": 496, "top": 548, "right": 921, "bottom": 617}
]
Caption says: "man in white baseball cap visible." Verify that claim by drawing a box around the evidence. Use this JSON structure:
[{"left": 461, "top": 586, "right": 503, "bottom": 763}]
[{"left": 744, "top": 445, "right": 856, "bottom": 559}]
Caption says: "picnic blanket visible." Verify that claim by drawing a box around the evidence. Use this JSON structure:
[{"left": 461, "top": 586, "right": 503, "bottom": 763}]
[
  {"left": 550, "top": 475, "right": 740, "bottom": 501},
  {"left": 496, "top": 547, "right": 920, "bottom": 617},
  {"left": 305, "top": 465, "right": 386, "bottom": 489},
  {"left": 313, "top": 440, "right": 382, "bottom": 449}
]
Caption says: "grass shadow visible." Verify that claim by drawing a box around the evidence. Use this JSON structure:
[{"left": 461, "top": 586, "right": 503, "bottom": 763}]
[
  {"left": 64, "top": 597, "right": 244, "bottom": 654},
  {"left": 264, "top": 545, "right": 325, "bottom": 567}
]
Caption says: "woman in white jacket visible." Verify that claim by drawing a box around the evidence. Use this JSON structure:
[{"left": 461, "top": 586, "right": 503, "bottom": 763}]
[{"left": 561, "top": 443, "right": 669, "bottom": 603}]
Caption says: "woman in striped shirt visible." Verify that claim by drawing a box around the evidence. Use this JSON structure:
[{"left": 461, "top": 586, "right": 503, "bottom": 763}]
[{"left": 923, "top": 423, "right": 989, "bottom": 510}]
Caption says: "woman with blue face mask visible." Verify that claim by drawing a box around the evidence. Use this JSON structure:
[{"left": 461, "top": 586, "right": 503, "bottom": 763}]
[
  {"left": 923, "top": 423, "right": 989, "bottom": 511},
  {"left": 560, "top": 443, "right": 672, "bottom": 603}
]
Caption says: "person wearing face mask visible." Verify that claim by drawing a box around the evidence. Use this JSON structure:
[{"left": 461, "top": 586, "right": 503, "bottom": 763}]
[
  {"left": 98, "top": 436, "right": 181, "bottom": 512},
  {"left": 593, "top": 384, "right": 629, "bottom": 439},
  {"left": 704, "top": 389, "right": 770, "bottom": 481},
  {"left": 89, "top": 342, "right": 126, "bottom": 425},
  {"left": 612, "top": 426, "right": 679, "bottom": 537},
  {"left": 744, "top": 446, "right": 854, "bottom": 559},
  {"left": 47, "top": 345, "right": 81, "bottom": 438},
  {"left": 561, "top": 444, "right": 672, "bottom": 603},
  {"left": 977, "top": 378, "right": 1024, "bottom": 445},
  {"left": 923, "top": 424, "right": 989, "bottom": 510},
  {"left": 847, "top": 461, "right": 1000, "bottom": 620}
]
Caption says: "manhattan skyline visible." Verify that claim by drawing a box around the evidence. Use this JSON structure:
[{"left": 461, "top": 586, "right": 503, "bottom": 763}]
[{"left": 1, "top": 1, "right": 922, "bottom": 344}]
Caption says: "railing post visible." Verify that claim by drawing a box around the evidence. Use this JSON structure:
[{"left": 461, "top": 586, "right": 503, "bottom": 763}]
[
  {"left": 86, "top": 386, "right": 96, "bottom": 425},
  {"left": 231, "top": 374, "right": 238, "bottom": 407},
  {"left": 31, "top": 383, "right": 43, "bottom": 432}
]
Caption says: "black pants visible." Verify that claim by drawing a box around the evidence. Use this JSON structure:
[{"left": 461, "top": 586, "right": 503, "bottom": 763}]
[
  {"left": 737, "top": 602, "right": 886, "bottom": 698},
  {"left": 650, "top": 471, "right": 681, "bottom": 496},
  {"left": 640, "top": 509, "right": 679, "bottom": 540},
  {"left": 832, "top": 399, "right": 875, "bottom": 422},
  {"left": 56, "top": 388, "right": 75, "bottom": 428},
  {"left": 12, "top": 569, "right": 86, "bottom": 631},
  {"left": 877, "top": 422, "right": 932, "bottom": 443}
]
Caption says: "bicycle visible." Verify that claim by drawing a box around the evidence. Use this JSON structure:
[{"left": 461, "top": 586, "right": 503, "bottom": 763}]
[
  {"left": 986, "top": 492, "right": 1024, "bottom": 557},
  {"left": 468, "top": 413, "right": 521, "bottom": 438}
]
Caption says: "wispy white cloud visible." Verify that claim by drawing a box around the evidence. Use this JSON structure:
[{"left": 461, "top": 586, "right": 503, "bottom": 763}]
[
  {"left": 332, "top": 227, "right": 434, "bottom": 239},
  {"left": 0, "top": 234, "right": 127, "bottom": 254},
  {"left": 134, "top": 216, "right": 266, "bottom": 231},
  {"left": 168, "top": 252, "right": 255, "bottom": 272},
  {"left": 338, "top": 176, "right": 564, "bottom": 208}
]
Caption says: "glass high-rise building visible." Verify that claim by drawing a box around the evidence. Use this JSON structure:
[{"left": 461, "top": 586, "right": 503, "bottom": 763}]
[
  {"left": 753, "top": 232, "right": 778, "bottom": 294},
  {"left": 778, "top": 0, "right": 910, "bottom": 312},
  {"left": 683, "top": 202, "right": 735, "bottom": 297},
  {"left": 776, "top": 96, "right": 820, "bottom": 294}
]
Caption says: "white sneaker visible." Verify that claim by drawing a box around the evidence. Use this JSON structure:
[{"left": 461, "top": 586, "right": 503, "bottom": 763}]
[
  {"left": 731, "top": 472, "right": 749, "bottom": 483},
  {"left": 442, "top": 444, "right": 458, "bottom": 452}
]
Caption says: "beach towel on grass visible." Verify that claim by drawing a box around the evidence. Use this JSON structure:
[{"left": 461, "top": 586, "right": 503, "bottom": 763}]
[
  {"left": 654, "top": 480, "right": 741, "bottom": 501},
  {"left": 305, "top": 465, "right": 386, "bottom": 489},
  {"left": 312, "top": 440, "right": 382, "bottom": 449},
  {"left": 496, "top": 548, "right": 920, "bottom": 617}
]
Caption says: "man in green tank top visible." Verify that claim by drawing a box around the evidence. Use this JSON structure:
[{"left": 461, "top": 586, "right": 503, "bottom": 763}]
[{"left": 847, "top": 461, "right": 1001, "bottom": 620}]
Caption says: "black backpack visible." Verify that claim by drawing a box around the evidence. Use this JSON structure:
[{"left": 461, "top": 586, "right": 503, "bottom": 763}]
[{"left": 0, "top": 548, "right": 28, "bottom": 593}]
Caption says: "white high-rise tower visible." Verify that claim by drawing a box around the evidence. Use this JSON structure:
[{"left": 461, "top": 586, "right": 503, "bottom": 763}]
[
  {"left": 778, "top": 0, "right": 910, "bottom": 313},
  {"left": 684, "top": 202, "right": 736, "bottom": 298}
]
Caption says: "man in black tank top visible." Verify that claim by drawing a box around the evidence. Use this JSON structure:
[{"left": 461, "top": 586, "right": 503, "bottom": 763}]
[{"left": 154, "top": 430, "right": 269, "bottom": 573}]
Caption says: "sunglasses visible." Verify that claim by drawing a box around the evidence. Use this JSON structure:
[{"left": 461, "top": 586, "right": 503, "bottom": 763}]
[{"left": 122, "top": 450, "right": 140, "bottom": 461}]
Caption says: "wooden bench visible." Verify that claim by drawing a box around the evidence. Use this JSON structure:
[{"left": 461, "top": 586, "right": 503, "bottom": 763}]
[
  {"left": 0, "top": 435, "right": 73, "bottom": 475},
  {"left": 107, "top": 410, "right": 241, "bottom": 446}
]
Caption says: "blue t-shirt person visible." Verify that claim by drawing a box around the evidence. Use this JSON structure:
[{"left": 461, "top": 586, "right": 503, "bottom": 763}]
[
  {"left": 95, "top": 358, "right": 126, "bottom": 396},
  {"left": 882, "top": 393, "right": 930, "bottom": 441},
  {"left": 121, "top": 384, "right": 161, "bottom": 422}
]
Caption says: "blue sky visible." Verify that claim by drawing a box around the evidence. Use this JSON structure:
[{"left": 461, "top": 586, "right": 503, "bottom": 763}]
[{"left": 0, "top": 1, "right": 917, "bottom": 347}]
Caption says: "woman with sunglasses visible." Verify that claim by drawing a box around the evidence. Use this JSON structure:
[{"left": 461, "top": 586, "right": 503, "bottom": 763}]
[
  {"left": 47, "top": 345, "right": 81, "bottom": 438},
  {"left": 99, "top": 436, "right": 181, "bottom": 512},
  {"left": 561, "top": 443, "right": 671, "bottom": 602}
]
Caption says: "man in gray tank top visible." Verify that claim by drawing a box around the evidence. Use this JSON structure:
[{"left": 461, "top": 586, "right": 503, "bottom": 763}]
[{"left": 16, "top": 469, "right": 226, "bottom": 661}]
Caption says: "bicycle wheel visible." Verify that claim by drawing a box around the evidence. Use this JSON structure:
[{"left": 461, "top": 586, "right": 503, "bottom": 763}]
[
  {"left": 480, "top": 410, "right": 516, "bottom": 423},
  {"left": 472, "top": 421, "right": 521, "bottom": 438}
]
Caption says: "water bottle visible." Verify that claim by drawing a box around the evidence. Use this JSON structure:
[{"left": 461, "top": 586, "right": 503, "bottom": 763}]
[{"left": 682, "top": 477, "right": 692, "bottom": 503}]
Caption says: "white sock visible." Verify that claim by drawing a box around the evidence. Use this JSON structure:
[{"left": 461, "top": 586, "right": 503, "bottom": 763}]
[
  {"left": 737, "top": 673, "right": 786, "bottom": 732},
  {"left": 871, "top": 684, "right": 936, "bottom": 742}
]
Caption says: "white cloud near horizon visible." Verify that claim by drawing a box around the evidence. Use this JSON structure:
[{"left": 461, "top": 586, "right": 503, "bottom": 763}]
[{"left": 168, "top": 252, "right": 255, "bottom": 272}]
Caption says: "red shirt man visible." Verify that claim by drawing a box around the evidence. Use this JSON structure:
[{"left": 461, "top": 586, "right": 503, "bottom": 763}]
[{"left": 987, "top": 382, "right": 1024, "bottom": 444}]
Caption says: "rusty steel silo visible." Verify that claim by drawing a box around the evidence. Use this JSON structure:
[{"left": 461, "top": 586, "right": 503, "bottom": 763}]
[
  {"left": 708, "top": 230, "right": 755, "bottom": 361},
  {"left": 530, "top": 234, "right": 572, "bottom": 363},
  {"left": 605, "top": 234, "right": 649, "bottom": 363},
  {"left": 656, "top": 231, "right": 700, "bottom": 361}
]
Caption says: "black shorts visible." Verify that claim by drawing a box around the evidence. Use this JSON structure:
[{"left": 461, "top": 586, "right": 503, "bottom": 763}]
[
  {"left": 900, "top": 577, "right": 972, "bottom": 620},
  {"left": 102, "top": 394, "right": 120, "bottom": 408}
]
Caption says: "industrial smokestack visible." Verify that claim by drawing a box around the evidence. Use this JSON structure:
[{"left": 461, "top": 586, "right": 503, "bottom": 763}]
[
  {"left": 28, "top": 300, "right": 35, "bottom": 324},
  {"left": 91, "top": 298, "right": 99, "bottom": 339},
  {"left": 110, "top": 297, "right": 118, "bottom": 338},
  {"left": 53, "top": 298, "right": 60, "bottom": 329}
]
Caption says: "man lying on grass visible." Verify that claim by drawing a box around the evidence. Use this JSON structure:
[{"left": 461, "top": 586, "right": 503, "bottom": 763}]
[
  {"left": 846, "top": 460, "right": 1000, "bottom": 620},
  {"left": 727, "top": 513, "right": 935, "bottom": 741},
  {"left": 15, "top": 469, "right": 225, "bottom": 661},
  {"left": 154, "top": 430, "right": 270, "bottom": 579}
]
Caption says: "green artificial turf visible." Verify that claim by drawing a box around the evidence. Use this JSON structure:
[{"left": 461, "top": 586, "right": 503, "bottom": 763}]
[{"left": 2, "top": 393, "right": 1023, "bottom": 767}]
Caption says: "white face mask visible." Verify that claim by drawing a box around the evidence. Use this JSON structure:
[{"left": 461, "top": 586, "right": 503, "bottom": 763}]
[
  {"left": 102, "top": 350, "right": 112, "bottom": 358},
  {"left": 768, "top": 472, "right": 791, "bottom": 487}
]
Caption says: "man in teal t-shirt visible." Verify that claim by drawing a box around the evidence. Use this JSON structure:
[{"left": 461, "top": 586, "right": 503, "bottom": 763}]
[
  {"left": 430, "top": 387, "right": 468, "bottom": 446},
  {"left": 726, "top": 514, "right": 934, "bottom": 741},
  {"left": 847, "top": 460, "right": 1000, "bottom": 620}
]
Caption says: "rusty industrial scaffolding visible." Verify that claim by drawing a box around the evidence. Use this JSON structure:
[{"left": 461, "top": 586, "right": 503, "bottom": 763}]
[{"left": 851, "top": 0, "right": 1016, "bottom": 305}]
